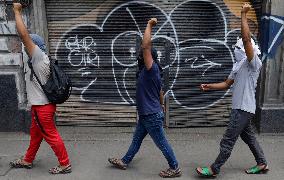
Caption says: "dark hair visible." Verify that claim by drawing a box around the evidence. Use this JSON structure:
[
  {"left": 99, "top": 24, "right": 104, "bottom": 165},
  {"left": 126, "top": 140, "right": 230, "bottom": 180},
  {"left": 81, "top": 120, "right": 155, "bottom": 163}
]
[{"left": 136, "top": 47, "right": 163, "bottom": 78}]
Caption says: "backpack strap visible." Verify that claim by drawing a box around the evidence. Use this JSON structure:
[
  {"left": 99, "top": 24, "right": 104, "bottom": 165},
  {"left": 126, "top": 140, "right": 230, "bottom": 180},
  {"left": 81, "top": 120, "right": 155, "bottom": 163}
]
[
  {"left": 27, "top": 59, "right": 46, "bottom": 91},
  {"left": 48, "top": 55, "right": 58, "bottom": 65}
]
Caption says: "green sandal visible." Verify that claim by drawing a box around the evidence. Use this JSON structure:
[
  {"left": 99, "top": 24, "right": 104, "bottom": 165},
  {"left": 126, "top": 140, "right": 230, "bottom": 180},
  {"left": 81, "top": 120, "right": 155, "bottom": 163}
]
[
  {"left": 245, "top": 164, "right": 269, "bottom": 174},
  {"left": 196, "top": 167, "right": 216, "bottom": 178}
]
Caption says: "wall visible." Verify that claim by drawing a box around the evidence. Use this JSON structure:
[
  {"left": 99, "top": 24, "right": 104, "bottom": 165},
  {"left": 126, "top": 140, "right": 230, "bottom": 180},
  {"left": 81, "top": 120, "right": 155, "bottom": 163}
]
[
  {"left": 0, "top": 0, "right": 283, "bottom": 132},
  {"left": 0, "top": 1, "right": 30, "bottom": 132},
  {"left": 44, "top": 0, "right": 263, "bottom": 127},
  {"left": 258, "top": 0, "right": 284, "bottom": 133}
]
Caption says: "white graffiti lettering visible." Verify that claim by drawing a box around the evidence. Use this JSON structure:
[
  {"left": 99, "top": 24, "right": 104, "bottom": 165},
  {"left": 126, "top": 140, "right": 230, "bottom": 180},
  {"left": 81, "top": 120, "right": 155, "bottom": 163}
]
[{"left": 65, "top": 36, "right": 99, "bottom": 67}]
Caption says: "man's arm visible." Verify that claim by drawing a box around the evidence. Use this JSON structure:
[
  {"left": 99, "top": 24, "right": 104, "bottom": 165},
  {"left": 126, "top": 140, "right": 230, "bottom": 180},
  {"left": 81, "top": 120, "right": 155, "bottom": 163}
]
[
  {"left": 241, "top": 3, "right": 254, "bottom": 62},
  {"left": 200, "top": 79, "right": 234, "bottom": 91},
  {"left": 159, "top": 90, "right": 165, "bottom": 112},
  {"left": 159, "top": 90, "right": 164, "bottom": 105},
  {"left": 142, "top": 18, "right": 157, "bottom": 70},
  {"left": 13, "top": 3, "right": 35, "bottom": 57}
]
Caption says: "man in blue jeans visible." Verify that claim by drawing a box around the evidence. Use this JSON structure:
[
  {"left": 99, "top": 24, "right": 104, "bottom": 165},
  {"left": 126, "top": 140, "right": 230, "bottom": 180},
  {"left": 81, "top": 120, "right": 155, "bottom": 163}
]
[
  {"left": 196, "top": 3, "right": 268, "bottom": 178},
  {"left": 108, "top": 18, "right": 181, "bottom": 178}
]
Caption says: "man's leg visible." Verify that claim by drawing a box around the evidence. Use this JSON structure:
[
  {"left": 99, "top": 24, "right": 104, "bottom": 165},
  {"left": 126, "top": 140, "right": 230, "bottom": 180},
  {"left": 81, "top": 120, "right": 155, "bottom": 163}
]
[
  {"left": 35, "top": 104, "right": 70, "bottom": 167},
  {"left": 144, "top": 112, "right": 179, "bottom": 170},
  {"left": 211, "top": 110, "right": 251, "bottom": 174},
  {"left": 23, "top": 106, "right": 44, "bottom": 164},
  {"left": 240, "top": 122, "right": 267, "bottom": 165},
  {"left": 121, "top": 119, "right": 148, "bottom": 164}
]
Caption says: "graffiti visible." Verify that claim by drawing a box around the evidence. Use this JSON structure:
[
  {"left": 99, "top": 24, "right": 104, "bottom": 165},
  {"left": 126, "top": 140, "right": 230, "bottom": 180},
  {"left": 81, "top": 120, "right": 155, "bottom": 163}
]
[
  {"left": 55, "top": 0, "right": 261, "bottom": 110},
  {"left": 65, "top": 36, "right": 100, "bottom": 67},
  {"left": 185, "top": 54, "right": 222, "bottom": 77},
  {"left": 261, "top": 15, "right": 284, "bottom": 60}
]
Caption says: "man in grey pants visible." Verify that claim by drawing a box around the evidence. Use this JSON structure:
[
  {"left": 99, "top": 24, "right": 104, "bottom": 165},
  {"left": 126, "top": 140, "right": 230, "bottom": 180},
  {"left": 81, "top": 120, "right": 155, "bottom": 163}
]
[{"left": 196, "top": 3, "right": 268, "bottom": 178}]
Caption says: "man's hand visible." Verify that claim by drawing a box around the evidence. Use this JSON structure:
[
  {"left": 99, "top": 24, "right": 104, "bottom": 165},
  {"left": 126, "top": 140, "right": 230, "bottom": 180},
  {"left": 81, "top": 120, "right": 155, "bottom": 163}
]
[
  {"left": 147, "top": 18, "right": 157, "bottom": 27},
  {"left": 200, "top": 84, "right": 211, "bottom": 91},
  {"left": 200, "top": 80, "right": 233, "bottom": 91},
  {"left": 13, "top": 3, "right": 22, "bottom": 13},
  {"left": 241, "top": 2, "right": 254, "bottom": 61},
  {"left": 161, "top": 104, "right": 165, "bottom": 113},
  {"left": 13, "top": 2, "right": 35, "bottom": 57},
  {"left": 241, "top": 3, "right": 251, "bottom": 14},
  {"left": 142, "top": 18, "right": 157, "bottom": 70}
]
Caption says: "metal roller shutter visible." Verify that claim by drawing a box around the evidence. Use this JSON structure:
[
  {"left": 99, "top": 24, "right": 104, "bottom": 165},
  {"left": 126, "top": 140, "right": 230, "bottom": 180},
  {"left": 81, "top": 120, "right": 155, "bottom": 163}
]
[{"left": 45, "top": 0, "right": 262, "bottom": 127}]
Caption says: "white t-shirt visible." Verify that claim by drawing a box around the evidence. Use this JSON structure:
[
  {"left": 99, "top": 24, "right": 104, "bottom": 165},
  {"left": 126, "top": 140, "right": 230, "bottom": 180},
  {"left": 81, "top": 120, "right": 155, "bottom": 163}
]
[
  {"left": 24, "top": 45, "right": 50, "bottom": 105},
  {"left": 228, "top": 54, "right": 262, "bottom": 114}
]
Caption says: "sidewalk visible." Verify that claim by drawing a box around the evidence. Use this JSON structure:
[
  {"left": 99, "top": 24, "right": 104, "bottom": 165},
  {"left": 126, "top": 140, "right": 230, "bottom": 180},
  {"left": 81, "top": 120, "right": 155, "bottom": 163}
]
[{"left": 0, "top": 127, "right": 283, "bottom": 180}]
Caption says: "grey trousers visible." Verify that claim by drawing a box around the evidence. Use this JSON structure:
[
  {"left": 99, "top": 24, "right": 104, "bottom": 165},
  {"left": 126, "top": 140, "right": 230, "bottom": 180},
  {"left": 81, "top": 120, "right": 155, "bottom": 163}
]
[{"left": 211, "top": 109, "right": 267, "bottom": 174}]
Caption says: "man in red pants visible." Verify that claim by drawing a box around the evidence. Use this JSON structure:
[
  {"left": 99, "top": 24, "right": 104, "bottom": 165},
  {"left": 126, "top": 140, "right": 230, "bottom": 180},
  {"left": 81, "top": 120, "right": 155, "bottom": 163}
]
[{"left": 9, "top": 3, "right": 71, "bottom": 174}]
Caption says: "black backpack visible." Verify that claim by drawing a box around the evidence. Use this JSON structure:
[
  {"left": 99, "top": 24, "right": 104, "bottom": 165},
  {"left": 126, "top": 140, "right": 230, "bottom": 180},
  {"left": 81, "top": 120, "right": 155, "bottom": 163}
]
[{"left": 28, "top": 57, "right": 72, "bottom": 104}]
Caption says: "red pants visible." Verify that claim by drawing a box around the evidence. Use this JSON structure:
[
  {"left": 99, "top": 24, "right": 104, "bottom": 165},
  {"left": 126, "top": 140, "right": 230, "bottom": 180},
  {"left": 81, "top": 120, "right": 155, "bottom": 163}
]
[{"left": 24, "top": 104, "right": 70, "bottom": 166}]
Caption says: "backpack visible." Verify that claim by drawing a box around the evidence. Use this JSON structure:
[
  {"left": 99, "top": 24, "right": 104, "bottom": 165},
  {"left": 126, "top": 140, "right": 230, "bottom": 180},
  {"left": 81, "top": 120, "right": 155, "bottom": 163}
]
[{"left": 28, "top": 57, "right": 72, "bottom": 104}]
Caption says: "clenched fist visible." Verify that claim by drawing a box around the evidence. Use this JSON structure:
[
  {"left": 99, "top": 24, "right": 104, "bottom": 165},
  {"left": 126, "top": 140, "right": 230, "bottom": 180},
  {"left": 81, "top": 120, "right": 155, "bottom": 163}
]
[
  {"left": 200, "top": 84, "right": 211, "bottom": 91},
  {"left": 13, "top": 3, "right": 22, "bottom": 13},
  {"left": 241, "top": 3, "right": 251, "bottom": 14},
  {"left": 148, "top": 18, "right": 157, "bottom": 27}
]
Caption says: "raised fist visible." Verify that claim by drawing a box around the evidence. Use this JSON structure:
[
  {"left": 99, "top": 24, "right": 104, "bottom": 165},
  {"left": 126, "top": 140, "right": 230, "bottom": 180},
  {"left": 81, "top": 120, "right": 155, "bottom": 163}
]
[
  {"left": 241, "top": 3, "right": 251, "bottom": 14},
  {"left": 148, "top": 18, "right": 157, "bottom": 27},
  {"left": 13, "top": 3, "right": 22, "bottom": 12},
  {"left": 13, "top": 0, "right": 31, "bottom": 8}
]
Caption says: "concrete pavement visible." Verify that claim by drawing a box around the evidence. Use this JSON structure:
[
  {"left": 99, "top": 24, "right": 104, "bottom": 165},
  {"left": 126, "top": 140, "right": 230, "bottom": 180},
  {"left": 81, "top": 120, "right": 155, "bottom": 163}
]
[{"left": 0, "top": 127, "right": 283, "bottom": 180}]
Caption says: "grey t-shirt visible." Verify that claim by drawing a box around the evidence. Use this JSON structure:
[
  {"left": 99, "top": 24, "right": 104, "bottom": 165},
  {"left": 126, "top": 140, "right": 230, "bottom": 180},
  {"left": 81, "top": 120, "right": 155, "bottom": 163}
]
[
  {"left": 24, "top": 45, "right": 50, "bottom": 105},
  {"left": 228, "top": 54, "right": 262, "bottom": 114}
]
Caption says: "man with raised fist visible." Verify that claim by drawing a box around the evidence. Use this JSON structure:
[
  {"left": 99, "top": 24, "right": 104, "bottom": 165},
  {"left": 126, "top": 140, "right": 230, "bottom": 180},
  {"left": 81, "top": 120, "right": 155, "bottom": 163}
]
[
  {"left": 196, "top": 3, "right": 268, "bottom": 178},
  {"left": 108, "top": 18, "right": 182, "bottom": 178},
  {"left": 9, "top": 3, "right": 71, "bottom": 175}
]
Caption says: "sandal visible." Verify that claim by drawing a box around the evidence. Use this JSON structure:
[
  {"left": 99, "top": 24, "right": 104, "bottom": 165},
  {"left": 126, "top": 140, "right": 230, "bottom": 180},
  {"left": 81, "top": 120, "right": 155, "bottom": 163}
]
[
  {"left": 10, "top": 158, "right": 33, "bottom": 169},
  {"left": 159, "top": 167, "right": 182, "bottom": 178},
  {"left": 108, "top": 158, "right": 127, "bottom": 170},
  {"left": 245, "top": 164, "right": 269, "bottom": 174},
  {"left": 196, "top": 167, "right": 217, "bottom": 178},
  {"left": 49, "top": 164, "right": 72, "bottom": 174}
]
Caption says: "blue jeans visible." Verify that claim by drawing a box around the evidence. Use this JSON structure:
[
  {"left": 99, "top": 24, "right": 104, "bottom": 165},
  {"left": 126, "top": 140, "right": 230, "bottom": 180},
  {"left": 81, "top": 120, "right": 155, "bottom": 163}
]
[{"left": 122, "top": 112, "right": 179, "bottom": 169}]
